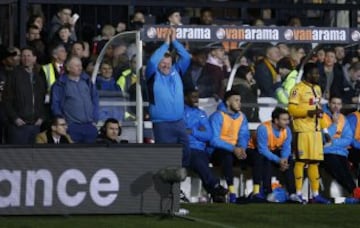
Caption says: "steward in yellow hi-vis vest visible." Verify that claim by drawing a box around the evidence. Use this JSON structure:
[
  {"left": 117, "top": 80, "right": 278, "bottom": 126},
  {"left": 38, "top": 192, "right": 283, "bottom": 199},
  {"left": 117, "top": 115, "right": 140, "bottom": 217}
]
[
  {"left": 288, "top": 63, "right": 331, "bottom": 204},
  {"left": 209, "top": 90, "right": 249, "bottom": 203},
  {"left": 321, "top": 96, "right": 356, "bottom": 195},
  {"left": 247, "top": 108, "right": 301, "bottom": 202}
]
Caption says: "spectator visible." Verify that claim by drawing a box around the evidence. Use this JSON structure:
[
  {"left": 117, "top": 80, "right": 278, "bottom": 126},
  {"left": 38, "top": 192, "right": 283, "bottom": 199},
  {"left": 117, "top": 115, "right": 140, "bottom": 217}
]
[
  {"left": 96, "top": 61, "right": 124, "bottom": 122},
  {"left": 3, "top": 47, "right": 46, "bottom": 144},
  {"left": 288, "top": 62, "right": 331, "bottom": 204},
  {"left": 26, "top": 24, "right": 47, "bottom": 64},
  {"left": 166, "top": 8, "right": 183, "bottom": 25},
  {"left": 117, "top": 55, "right": 137, "bottom": 94},
  {"left": 274, "top": 57, "right": 298, "bottom": 105},
  {"left": 71, "top": 41, "right": 90, "bottom": 69},
  {"left": 199, "top": 8, "right": 214, "bottom": 25},
  {"left": 277, "top": 43, "right": 290, "bottom": 59},
  {"left": 316, "top": 48, "right": 325, "bottom": 64},
  {"left": 321, "top": 96, "right": 356, "bottom": 198},
  {"left": 96, "top": 118, "right": 126, "bottom": 144},
  {"left": 333, "top": 62, "right": 360, "bottom": 108},
  {"left": 95, "top": 24, "right": 116, "bottom": 55},
  {"left": 52, "top": 24, "right": 75, "bottom": 53},
  {"left": 35, "top": 115, "right": 73, "bottom": 144},
  {"left": 48, "top": 5, "right": 77, "bottom": 42},
  {"left": 290, "top": 45, "right": 306, "bottom": 68},
  {"left": 209, "top": 90, "right": 250, "bottom": 203},
  {"left": 145, "top": 28, "right": 191, "bottom": 167},
  {"left": 318, "top": 48, "right": 345, "bottom": 100},
  {"left": 51, "top": 56, "right": 99, "bottom": 143},
  {"left": 129, "top": 11, "right": 146, "bottom": 30},
  {"left": 41, "top": 44, "right": 67, "bottom": 95},
  {"left": 254, "top": 45, "right": 281, "bottom": 97},
  {"left": 231, "top": 65, "right": 259, "bottom": 122},
  {"left": 197, "top": 42, "right": 231, "bottom": 100},
  {"left": 334, "top": 44, "right": 346, "bottom": 66},
  {"left": 8, "top": 47, "right": 20, "bottom": 67},
  {"left": 184, "top": 88, "right": 228, "bottom": 203},
  {"left": 27, "top": 14, "right": 46, "bottom": 38},
  {"left": 0, "top": 45, "right": 18, "bottom": 143},
  {"left": 247, "top": 107, "right": 303, "bottom": 203},
  {"left": 182, "top": 48, "right": 207, "bottom": 91}
]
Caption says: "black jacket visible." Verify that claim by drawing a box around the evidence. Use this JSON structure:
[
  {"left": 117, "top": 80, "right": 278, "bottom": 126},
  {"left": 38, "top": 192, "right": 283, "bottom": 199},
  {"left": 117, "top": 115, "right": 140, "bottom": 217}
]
[{"left": 3, "top": 65, "right": 46, "bottom": 123}]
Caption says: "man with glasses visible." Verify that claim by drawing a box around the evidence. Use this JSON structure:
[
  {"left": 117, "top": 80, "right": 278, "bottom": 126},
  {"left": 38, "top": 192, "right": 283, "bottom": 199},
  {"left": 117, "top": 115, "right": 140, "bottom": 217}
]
[{"left": 35, "top": 115, "right": 73, "bottom": 144}]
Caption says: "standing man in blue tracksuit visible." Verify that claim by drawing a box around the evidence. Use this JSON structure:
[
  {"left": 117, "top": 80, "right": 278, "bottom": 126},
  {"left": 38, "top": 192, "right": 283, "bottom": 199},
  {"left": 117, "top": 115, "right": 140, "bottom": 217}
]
[
  {"left": 321, "top": 96, "right": 356, "bottom": 196},
  {"left": 145, "top": 27, "right": 191, "bottom": 167},
  {"left": 184, "top": 88, "right": 228, "bottom": 202}
]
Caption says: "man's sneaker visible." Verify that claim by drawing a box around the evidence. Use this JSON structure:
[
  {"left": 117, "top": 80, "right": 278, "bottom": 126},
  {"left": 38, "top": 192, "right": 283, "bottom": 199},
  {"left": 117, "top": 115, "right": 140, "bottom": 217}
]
[
  {"left": 210, "top": 185, "right": 228, "bottom": 203},
  {"left": 345, "top": 197, "right": 360, "bottom": 204},
  {"left": 289, "top": 194, "right": 307, "bottom": 204},
  {"left": 212, "top": 185, "right": 228, "bottom": 196},
  {"left": 248, "top": 192, "right": 267, "bottom": 203},
  {"left": 180, "top": 190, "right": 190, "bottom": 203},
  {"left": 228, "top": 193, "right": 237, "bottom": 203},
  {"left": 312, "top": 195, "right": 331, "bottom": 204}
]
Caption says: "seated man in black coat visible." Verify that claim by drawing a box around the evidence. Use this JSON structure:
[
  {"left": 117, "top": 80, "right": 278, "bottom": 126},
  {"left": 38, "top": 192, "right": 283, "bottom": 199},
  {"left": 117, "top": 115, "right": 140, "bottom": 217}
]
[{"left": 96, "top": 118, "right": 127, "bottom": 144}]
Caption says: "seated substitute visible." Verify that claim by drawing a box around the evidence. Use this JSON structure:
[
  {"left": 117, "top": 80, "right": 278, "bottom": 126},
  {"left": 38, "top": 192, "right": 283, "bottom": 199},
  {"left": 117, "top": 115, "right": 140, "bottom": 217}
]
[
  {"left": 184, "top": 88, "right": 228, "bottom": 203},
  {"left": 248, "top": 107, "right": 302, "bottom": 203},
  {"left": 35, "top": 115, "right": 73, "bottom": 144},
  {"left": 96, "top": 118, "right": 127, "bottom": 144},
  {"left": 321, "top": 96, "right": 358, "bottom": 199},
  {"left": 209, "top": 90, "right": 250, "bottom": 203}
]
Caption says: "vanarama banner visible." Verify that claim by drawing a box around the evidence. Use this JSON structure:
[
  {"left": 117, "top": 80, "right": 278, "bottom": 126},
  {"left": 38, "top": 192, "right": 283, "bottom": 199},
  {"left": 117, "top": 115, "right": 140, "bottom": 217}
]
[{"left": 142, "top": 25, "right": 355, "bottom": 44}]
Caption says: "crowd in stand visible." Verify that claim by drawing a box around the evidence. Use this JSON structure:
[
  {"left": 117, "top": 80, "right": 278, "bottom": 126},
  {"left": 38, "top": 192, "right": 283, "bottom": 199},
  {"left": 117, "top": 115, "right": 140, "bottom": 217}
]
[{"left": 1, "top": 5, "right": 360, "bottom": 204}]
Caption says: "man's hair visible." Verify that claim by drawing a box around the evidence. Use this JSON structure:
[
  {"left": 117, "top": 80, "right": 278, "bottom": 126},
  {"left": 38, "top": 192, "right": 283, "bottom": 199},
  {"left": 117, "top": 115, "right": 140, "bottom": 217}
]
[
  {"left": 223, "top": 89, "right": 240, "bottom": 102},
  {"left": 200, "top": 7, "right": 213, "bottom": 15},
  {"left": 184, "top": 87, "right": 198, "bottom": 97},
  {"left": 277, "top": 57, "right": 295, "bottom": 71},
  {"left": 72, "top": 41, "right": 85, "bottom": 50},
  {"left": 271, "top": 107, "right": 289, "bottom": 121},
  {"left": 57, "top": 5, "right": 72, "bottom": 13},
  {"left": 65, "top": 56, "right": 81, "bottom": 69},
  {"left": 57, "top": 24, "right": 71, "bottom": 33},
  {"left": 48, "top": 115, "right": 66, "bottom": 131},
  {"left": 21, "top": 46, "right": 37, "bottom": 57},
  {"left": 329, "top": 95, "right": 342, "bottom": 102},
  {"left": 235, "top": 65, "right": 252, "bottom": 80},
  {"left": 350, "top": 62, "right": 360, "bottom": 72},
  {"left": 324, "top": 48, "right": 336, "bottom": 55},
  {"left": 26, "top": 24, "right": 40, "bottom": 33},
  {"left": 50, "top": 43, "right": 65, "bottom": 57},
  {"left": 103, "top": 118, "right": 120, "bottom": 128}
]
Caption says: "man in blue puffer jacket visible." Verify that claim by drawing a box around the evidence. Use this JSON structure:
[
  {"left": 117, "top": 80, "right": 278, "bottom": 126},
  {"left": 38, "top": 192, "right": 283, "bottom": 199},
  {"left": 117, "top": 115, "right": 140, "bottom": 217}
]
[
  {"left": 184, "top": 88, "right": 228, "bottom": 202},
  {"left": 145, "top": 28, "right": 191, "bottom": 167},
  {"left": 321, "top": 96, "right": 357, "bottom": 197}
]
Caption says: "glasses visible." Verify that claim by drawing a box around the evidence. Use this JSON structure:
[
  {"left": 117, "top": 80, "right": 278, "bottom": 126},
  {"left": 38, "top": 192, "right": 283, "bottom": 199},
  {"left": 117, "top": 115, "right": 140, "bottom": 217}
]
[{"left": 57, "top": 123, "right": 68, "bottom": 127}]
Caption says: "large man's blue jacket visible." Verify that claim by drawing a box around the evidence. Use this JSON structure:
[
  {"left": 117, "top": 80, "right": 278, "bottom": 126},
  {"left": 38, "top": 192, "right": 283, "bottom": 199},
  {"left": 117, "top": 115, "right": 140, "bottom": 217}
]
[
  {"left": 145, "top": 40, "right": 190, "bottom": 122},
  {"left": 184, "top": 104, "right": 212, "bottom": 151},
  {"left": 51, "top": 72, "right": 99, "bottom": 123}
]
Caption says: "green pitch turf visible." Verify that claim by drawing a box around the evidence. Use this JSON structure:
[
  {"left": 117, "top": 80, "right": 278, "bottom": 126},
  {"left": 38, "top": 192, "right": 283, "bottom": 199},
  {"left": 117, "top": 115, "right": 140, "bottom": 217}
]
[{"left": 1, "top": 203, "right": 360, "bottom": 228}]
